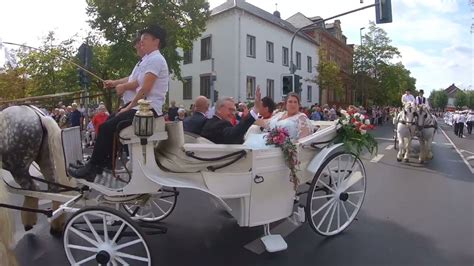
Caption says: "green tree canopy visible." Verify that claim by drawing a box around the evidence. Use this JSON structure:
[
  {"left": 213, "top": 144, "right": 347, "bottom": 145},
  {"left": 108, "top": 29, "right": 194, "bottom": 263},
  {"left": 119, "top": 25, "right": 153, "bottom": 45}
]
[
  {"left": 454, "top": 90, "right": 468, "bottom": 108},
  {"left": 316, "top": 49, "right": 343, "bottom": 103},
  {"left": 85, "top": 0, "right": 210, "bottom": 80},
  {"left": 466, "top": 90, "right": 474, "bottom": 109},
  {"left": 429, "top": 90, "right": 448, "bottom": 110},
  {"left": 353, "top": 21, "right": 414, "bottom": 106}
]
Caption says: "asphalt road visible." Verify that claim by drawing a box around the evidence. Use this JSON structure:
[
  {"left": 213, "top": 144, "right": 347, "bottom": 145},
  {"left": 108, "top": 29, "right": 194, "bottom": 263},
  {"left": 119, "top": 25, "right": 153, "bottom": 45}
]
[{"left": 8, "top": 121, "right": 474, "bottom": 266}]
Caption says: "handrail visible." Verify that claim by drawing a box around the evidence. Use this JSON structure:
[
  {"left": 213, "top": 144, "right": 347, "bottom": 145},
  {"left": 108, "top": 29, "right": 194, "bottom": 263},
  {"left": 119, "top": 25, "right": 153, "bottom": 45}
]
[{"left": 185, "top": 150, "right": 247, "bottom": 162}]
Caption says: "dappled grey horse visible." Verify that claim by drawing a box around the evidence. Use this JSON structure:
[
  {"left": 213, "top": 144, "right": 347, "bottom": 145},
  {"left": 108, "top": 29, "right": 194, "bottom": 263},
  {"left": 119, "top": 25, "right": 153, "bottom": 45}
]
[
  {"left": 395, "top": 103, "right": 418, "bottom": 162},
  {"left": 0, "top": 105, "right": 73, "bottom": 235}
]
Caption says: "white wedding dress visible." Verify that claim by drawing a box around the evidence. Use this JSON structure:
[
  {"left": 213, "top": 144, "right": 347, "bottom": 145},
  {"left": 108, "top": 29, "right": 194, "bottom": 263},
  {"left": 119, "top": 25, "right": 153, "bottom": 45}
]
[{"left": 244, "top": 112, "right": 313, "bottom": 149}]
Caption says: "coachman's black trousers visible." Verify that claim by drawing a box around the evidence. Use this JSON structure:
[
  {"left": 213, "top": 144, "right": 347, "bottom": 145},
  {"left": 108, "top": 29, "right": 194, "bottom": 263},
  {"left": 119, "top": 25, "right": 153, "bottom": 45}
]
[{"left": 89, "top": 109, "right": 137, "bottom": 167}]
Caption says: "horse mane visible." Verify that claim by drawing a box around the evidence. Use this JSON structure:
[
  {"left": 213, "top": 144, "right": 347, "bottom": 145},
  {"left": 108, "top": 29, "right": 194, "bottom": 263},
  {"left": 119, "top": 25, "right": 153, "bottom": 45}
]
[{"left": 39, "top": 115, "right": 77, "bottom": 188}]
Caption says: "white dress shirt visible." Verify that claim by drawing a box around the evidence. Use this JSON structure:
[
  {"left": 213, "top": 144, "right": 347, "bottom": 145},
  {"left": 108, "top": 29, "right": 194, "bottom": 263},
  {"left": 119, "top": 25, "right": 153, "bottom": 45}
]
[
  {"left": 401, "top": 93, "right": 415, "bottom": 105},
  {"left": 135, "top": 50, "right": 169, "bottom": 115}
]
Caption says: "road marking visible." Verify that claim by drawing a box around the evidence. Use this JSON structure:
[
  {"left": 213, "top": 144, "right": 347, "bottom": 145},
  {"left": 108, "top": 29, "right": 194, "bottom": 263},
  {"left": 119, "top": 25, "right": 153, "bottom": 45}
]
[
  {"left": 376, "top": 137, "right": 395, "bottom": 142},
  {"left": 440, "top": 128, "right": 474, "bottom": 175},
  {"left": 461, "top": 149, "right": 474, "bottom": 155},
  {"left": 370, "top": 154, "right": 384, "bottom": 163},
  {"left": 385, "top": 144, "right": 394, "bottom": 150},
  {"left": 466, "top": 156, "right": 474, "bottom": 161}
]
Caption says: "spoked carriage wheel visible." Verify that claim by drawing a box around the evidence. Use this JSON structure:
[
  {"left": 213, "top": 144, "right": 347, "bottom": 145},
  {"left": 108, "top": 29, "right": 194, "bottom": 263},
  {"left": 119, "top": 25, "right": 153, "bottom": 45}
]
[
  {"left": 122, "top": 187, "right": 178, "bottom": 222},
  {"left": 63, "top": 206, "right": 152, "bottom": 265},
  {"left": 306, "top": 151, "right": 366, "bottom": 236}
]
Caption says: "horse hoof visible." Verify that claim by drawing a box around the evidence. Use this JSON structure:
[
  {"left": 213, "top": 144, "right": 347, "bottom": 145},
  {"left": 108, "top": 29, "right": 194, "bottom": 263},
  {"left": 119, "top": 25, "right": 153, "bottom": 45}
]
[
  {"left": 419, "top": 160, "right": 424, "bottom": 164},
  {"left": 404, "top": 159, "right": 409, "bottom": 163},
  {"left": 397, "top": 158, "right": 402, "bottom": 162},
  {"left": 50, "top": 227, "right": 63, "bottom": 238},
  {"left": 24, "top": 225, "right": 33, "bottom": 232}
]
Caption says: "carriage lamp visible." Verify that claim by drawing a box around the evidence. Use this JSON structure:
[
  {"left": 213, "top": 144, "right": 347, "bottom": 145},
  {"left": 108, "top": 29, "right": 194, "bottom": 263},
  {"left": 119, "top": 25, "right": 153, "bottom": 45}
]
[{"left": 133, "top": 99, "right": 154, "bottom": 163}]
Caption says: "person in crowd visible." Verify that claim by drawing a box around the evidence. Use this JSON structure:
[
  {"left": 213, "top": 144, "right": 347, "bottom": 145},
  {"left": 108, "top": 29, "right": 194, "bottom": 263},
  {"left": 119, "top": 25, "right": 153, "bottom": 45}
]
[
  {"left": 401, "top": 89, "right": 416, "bottom": 105},
  {"left": 457, "top": 111, "right": 466, "bottom": 138},
  {"left": 58, "top": 109, "right": 68, "bottom": 129},
  {"left": 92, "top": 105, "right": 109, "bottom": 138},
  {"left": 244, "top": 92, "right": 313, "bottom": 149},
  {"left": 103, "top": 35, "right": 144, "bottom": 111},
  {"left": 310, "top": 106, "right": 324, "bottom": 121},
  {"left": 183, "top": 96, "right": 209, "bottom": 135},
  {"left": 168, "top": 100, "right": 179, "bottom": 123},
  {"left": 201, "top": 87, "right": 263, "bottom": 144},
  {"left": 175, "top": 108, "right": 186, "bottom": 121},
  {"left": 467, "top": 111, "right": 474, "bottom": 135},
  {"left": 69, "top": 102, "right": 82, "bottom": 128},
  {"left": 453, "top": 111, "right": 460, "bottom": 136},
  {"left": 69, "top": 24, "right": 169, "bottom": 180},
  {"left": 85, "top": 120, "right": 95, "bottom": 147},
  {"left": 236, "top": 102, "right": 249, "bottom": 123}
]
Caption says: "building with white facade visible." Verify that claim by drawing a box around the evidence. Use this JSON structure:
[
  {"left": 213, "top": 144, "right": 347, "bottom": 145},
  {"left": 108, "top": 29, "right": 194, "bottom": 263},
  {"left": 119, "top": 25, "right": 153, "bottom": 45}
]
[{"left": 169, "top": 0, "right": 319, "bottom": 108}]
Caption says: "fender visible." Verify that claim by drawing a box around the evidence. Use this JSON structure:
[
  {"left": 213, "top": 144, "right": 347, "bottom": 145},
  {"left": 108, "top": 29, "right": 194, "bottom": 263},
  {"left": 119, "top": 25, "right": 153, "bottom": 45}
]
[{"left": 306, "top": 143, "right": 344, "bottom": 175}]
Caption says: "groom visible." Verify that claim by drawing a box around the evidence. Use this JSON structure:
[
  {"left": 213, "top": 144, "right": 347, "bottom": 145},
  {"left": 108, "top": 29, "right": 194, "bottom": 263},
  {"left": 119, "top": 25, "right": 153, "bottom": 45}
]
[{"left": 201, "top": 87, "right": 263, "bottom": 144}]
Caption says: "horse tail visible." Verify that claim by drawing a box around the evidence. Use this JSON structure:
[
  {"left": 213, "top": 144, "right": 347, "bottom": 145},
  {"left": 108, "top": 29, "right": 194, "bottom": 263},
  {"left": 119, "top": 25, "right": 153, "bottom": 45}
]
[
  {"left": 39, "top": 115, "right": 77, "bottom": 188},
  {"left": 0, "top": 180, "right": 18, "bottom": 266}
]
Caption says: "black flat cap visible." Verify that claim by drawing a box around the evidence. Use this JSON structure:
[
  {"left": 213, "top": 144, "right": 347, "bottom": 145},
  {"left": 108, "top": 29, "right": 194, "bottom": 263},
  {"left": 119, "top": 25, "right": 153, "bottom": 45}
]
[{"left": 140, "top": 25, "right": 167, "bottom": 49}]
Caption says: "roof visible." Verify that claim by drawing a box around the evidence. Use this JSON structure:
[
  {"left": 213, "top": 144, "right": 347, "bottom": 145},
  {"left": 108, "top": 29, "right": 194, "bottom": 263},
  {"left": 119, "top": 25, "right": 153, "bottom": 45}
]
[
  {"left": 445, "top": 84, "right": 461, "bottom": 96},
  {"left": 211, "top": 0, "right": 316, "bottom": 44}
]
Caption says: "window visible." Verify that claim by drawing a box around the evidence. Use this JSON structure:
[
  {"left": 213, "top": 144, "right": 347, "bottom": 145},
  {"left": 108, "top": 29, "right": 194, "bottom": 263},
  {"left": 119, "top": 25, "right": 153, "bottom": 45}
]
[
  {"left": 201, "top": 36, "right": 212, "bottom": 61},
  {"left": 307, "top": 56, "right": 312, "bottom": 73},
  {"left": 246, "top": 76, "right": 256, "bottom": 99},
  {"left": 296, "top": 52, "right": 301, "bottom": 70},
  {"left": 282, "top": 47, "right": 289, "bottom": 66},
  {"left": 200, "top": 75, "right": 211, "bottom": 98},
  {"left": 307, "top": 85, "right": 312, "bottom": 102},
  {"left": 183, "top": 77, "right": 192, "bottom": 100},
  {"left": 183, "top": 46, "right": 193, "bottom": 64},
  {"left": 247, "top": 35, "right": 256, "bottom": 58},
  {"left": 266, "top": 41, "right": 274, "bottom": 62},
  {"left": 266, "top": 79, "right": 274, "bottom": 100}
]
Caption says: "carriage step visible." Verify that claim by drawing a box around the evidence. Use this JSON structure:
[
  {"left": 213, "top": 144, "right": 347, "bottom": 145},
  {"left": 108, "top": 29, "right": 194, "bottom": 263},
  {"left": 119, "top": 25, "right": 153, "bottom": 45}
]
[{"left": 260, "top": 234, "right": 288, "bottom": 253}]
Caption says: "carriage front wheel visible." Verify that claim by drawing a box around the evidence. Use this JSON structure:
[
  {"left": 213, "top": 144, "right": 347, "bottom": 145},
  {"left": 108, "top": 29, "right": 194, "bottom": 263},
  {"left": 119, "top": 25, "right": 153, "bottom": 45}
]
[
  {"left": 63, "top": 206, "right": 152, "bottom": 265},
  {"left": 306, "top": 151, "right": 367, "bottom": 236}
]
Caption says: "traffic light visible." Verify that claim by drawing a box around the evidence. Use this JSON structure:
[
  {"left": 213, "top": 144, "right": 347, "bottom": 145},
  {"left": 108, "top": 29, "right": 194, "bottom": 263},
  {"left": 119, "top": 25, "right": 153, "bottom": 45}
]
[
  {"left": 282, "top": 75, "right": 293, "bottom": 95},
  {"left": 78, "top": 69, "right": 90, "bottom": 87},
  {"left": 294, "top": 74, "right": 302, "bottom": 93},
  {"left": 214, "top": 90, "right": 219, "bottom": 102},
  {"left": 375, "top": 0, "right": 392, "bottom": 24}
]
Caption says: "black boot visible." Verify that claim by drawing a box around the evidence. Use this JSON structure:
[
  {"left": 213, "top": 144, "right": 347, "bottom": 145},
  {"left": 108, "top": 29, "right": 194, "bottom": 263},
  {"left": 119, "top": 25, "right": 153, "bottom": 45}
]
[{"left": 68, "top": 162, "right": 102, "bottom": 182}]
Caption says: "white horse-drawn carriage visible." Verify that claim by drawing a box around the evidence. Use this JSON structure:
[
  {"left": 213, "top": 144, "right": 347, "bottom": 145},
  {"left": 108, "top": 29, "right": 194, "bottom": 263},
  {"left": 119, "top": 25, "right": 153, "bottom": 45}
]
[{"left": 0, "top": 104, "right": 367, "bottom": 265}]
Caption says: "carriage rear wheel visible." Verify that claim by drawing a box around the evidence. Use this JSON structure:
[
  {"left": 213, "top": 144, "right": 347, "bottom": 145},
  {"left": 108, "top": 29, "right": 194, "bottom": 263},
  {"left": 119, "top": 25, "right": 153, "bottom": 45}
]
[
  {"left": 63, "top": 206, "right": 152, "bottom": 265},
  {"left": 122, "top": 187, "right": 178, "bottom": 222},
  {"left": 306, "top": 152, "right": 366, "bottom": 236}
]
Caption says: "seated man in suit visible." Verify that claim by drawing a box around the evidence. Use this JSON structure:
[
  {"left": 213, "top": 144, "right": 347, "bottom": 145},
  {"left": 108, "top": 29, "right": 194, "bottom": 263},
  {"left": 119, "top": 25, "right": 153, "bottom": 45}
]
[
  {"left": 201, "top": 87, "right": 262, "bottom": 144},
  {"left": 183, "top": 96, "right": 209, "bottom": 134}
]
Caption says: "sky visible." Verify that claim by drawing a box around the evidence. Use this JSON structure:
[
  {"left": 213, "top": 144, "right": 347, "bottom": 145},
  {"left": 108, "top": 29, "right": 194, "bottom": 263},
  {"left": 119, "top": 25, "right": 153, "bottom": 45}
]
[{"left": 0, "top": 0, "right": 472, "bottom": 95}]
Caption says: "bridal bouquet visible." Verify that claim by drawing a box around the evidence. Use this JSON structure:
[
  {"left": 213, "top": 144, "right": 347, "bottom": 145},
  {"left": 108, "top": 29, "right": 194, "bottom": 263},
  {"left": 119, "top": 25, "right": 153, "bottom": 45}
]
[
  {"left": 265, "top": 127, "right": 299, "bottom": 190},
  {"left": 335, "top": 109, "right": 378, "bottom": 156}
]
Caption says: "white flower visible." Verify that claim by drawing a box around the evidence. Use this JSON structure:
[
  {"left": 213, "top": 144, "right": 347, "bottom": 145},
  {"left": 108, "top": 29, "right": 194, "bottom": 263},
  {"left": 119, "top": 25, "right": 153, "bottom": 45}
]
[
  {"left": 360, "top": 129, "right": 367, "bottom": 135},
  {"left": 340, "top": 109, "right": 349, "bottom": 117},
  {"left": 342, "top": 119, "right": 349, "bottom": 125},
  {"left": 365, "top": 119, "right": 370, "bottom": 125},
  {"left": 360, "top": 115, "right": 365, "bottom": 120}
]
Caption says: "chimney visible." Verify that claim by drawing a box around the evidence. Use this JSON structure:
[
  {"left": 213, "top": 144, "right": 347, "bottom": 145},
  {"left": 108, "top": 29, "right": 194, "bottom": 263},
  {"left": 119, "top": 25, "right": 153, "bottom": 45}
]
[{"left": 273, "top": 10, "right": 281, "bottom": 18}]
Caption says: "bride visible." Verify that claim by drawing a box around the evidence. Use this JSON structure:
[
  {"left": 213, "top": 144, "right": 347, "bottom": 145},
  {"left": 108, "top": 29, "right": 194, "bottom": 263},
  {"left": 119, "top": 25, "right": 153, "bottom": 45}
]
[{"left": 244, "top": 92, "right": 313, "bottom": 149}]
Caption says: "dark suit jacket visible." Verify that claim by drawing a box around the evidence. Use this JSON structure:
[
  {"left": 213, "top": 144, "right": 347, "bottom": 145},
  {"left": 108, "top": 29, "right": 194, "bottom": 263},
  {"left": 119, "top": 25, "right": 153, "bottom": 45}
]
[
  {"left": 183, "top": 112, "right": 207, "bottom": 135},
  {"left": 201, "top": 115, "right": 256, "bottom": 144}
]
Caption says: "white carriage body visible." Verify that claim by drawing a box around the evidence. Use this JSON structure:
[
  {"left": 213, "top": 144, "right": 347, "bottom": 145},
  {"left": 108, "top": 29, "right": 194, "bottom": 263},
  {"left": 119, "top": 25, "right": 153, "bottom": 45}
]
[{"left": 66, "top": 118, "right": 339, "bottom": 227}]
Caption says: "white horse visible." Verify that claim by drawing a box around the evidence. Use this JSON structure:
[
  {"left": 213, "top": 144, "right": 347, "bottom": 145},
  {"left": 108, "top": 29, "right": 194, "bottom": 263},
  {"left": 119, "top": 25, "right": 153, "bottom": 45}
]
[
  {"left": 396, "top": 103, "right": 418, "bottom": 162},
  {"left": 416, "top": 104, "right": 437, "bottom": 163}
]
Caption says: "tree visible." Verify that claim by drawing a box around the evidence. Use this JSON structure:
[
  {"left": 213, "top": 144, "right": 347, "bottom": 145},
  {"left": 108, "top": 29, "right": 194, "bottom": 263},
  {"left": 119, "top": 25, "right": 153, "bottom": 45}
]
[
  {"left": 430, "top": 90, "right": 448, "bottom": 111},
  {"left": 466, "top": 90, "right": 474, "bottom": 109},
  {"left": 86, "top": 0, "right": 210, "bottom": 80},
  {"left": 0, "top": 67, "right": 28, "bottom": 101},
  {"left": 454, "top": 90, "right": 467, "bottom": 108},
  {"left": 316, "top": 49, "right": 343, "bottom": 105},
  {"left": 353, "top": 21, "right": 412, "bottom": 106}
]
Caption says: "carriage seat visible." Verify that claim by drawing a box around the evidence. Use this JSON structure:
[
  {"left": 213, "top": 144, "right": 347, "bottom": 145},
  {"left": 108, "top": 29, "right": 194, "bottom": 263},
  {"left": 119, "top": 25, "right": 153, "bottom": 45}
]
[
  {"left": 155, "top": 122, "right": 252, "bottom": 173},
  {"left": 119, "top": 116, "right": 168, "bottom": 144}
]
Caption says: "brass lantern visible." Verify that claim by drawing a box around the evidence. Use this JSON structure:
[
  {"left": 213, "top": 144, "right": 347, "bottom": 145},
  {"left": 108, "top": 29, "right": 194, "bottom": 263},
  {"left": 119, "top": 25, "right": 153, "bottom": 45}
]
[{"left": 133, "top": 99, "right": 154, "bottom": 138}]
